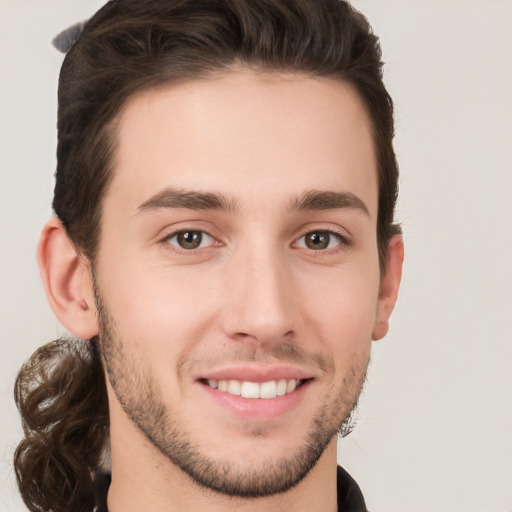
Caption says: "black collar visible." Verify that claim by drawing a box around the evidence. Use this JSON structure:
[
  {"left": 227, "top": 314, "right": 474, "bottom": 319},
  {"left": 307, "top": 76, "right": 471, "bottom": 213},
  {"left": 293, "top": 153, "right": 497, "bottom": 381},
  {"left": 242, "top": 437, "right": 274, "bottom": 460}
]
[{"left": 94, "top": 465, "right": 367, "bottom": 512}]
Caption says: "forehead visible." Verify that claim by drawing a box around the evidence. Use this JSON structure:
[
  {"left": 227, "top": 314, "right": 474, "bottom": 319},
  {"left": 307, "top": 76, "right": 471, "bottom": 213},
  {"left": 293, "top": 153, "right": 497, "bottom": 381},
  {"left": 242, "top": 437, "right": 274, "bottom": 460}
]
[{"left": 107, "top": 69, "right": 377, "bottom": 217}]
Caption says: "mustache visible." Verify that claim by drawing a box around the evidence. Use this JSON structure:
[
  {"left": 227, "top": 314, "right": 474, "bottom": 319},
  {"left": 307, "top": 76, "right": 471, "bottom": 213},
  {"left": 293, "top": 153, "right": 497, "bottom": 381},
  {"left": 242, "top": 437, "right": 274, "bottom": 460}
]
[{"left": 179, "top": 342, "right": 333, "bottom": 374}]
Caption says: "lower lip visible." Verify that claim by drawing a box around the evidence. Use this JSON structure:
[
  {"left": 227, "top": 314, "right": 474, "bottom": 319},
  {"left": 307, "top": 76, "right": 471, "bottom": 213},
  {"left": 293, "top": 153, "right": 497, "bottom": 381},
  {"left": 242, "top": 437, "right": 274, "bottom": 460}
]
[{"left": 198, "top": 380, "right": 311, "bottom": 421}]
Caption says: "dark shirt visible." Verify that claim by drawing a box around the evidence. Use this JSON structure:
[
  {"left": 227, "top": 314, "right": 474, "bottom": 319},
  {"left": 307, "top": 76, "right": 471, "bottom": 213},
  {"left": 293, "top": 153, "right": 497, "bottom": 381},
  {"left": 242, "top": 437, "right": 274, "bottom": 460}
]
[
  {"left": 336, "top": 465, "right": 368, "bottom": 512},
  {"left": 94, "top": 465, "right": 367, "bottom": 511}
]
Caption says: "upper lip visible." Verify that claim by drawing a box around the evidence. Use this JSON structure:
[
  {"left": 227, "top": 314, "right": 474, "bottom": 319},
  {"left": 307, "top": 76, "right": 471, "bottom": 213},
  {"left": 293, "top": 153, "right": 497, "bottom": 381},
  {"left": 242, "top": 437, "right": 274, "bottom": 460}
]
[{"left": 197, "top": 365, "right": 315, "bottom": 383}]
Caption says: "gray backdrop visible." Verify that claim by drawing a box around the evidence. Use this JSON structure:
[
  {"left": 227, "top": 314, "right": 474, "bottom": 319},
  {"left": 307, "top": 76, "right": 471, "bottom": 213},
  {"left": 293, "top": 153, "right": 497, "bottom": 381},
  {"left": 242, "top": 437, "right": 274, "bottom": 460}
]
[{"left": 1, "top": 1, "right": 511, "bottom": 510}]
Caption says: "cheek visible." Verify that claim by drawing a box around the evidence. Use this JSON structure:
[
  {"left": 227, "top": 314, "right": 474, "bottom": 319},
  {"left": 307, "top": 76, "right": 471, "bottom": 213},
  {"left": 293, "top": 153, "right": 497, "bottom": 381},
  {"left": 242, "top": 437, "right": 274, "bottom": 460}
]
[
  {"left": 96, "top": 256, "right": 219, "bottom": 357},
  {"left": 300, "top": 264, "right": 380, "bottom": 354}
]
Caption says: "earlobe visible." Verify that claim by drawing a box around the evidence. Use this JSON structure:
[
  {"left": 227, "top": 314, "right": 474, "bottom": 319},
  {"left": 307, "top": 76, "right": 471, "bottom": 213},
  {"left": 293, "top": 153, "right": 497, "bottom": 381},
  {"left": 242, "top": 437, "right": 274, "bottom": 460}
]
[
  {"left": 37, "top": 218, "right": 99, "bottom": 339},
  {"left": 372, "top": 234, "right": 404, "bottom": 341}
]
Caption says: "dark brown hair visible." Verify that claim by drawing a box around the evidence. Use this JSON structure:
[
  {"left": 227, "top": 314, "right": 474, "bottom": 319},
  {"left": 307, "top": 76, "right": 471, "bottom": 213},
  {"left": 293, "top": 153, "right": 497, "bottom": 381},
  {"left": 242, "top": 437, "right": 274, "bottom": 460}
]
[
  {"left": 15, "top": 1, "right": 400, "bottom": 510},
  {"left": 14, "top": 339, "right": 108, "bottom": 512}
]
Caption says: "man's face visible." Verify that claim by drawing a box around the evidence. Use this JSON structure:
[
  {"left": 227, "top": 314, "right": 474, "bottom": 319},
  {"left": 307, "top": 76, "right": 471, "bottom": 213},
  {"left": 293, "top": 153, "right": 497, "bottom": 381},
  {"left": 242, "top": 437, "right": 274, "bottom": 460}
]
[{"left": 92, "top": 69, "right": 384, "bottom": 496}]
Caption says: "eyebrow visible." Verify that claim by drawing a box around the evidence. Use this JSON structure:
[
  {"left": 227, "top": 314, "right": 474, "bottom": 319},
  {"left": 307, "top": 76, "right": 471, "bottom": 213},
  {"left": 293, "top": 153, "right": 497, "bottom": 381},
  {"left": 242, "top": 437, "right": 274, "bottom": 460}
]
[
  {"left": 138, "top": 188, "right": 239, "bottom": 213},
  {"left": 290, "top": 190, "right": 370, "bottom": 216},
  {"left": 137, "top": 187, "right": 369, "bottom": 216}
]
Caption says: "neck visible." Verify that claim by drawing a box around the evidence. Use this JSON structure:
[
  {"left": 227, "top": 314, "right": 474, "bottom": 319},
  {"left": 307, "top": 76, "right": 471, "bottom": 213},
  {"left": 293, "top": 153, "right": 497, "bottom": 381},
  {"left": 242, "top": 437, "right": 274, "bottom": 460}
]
[{"left": 106, "top": 411, "right": 339, "bottom": 512}]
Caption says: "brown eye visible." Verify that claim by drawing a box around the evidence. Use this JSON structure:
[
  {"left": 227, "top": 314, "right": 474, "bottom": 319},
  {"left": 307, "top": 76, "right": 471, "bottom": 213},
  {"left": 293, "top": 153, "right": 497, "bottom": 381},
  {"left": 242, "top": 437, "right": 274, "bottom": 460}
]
[
  {"left": 167, "top": 230, "right": 213, "bottom": 250},
  {"left": 177, "top": 231, "right": 202, "bottom": 249},
  {"left": 297, "top": 231, "right": 343, "bottom": 251},
  {"left": 304, "top": 232, "right": 330, "bottom": 250}
]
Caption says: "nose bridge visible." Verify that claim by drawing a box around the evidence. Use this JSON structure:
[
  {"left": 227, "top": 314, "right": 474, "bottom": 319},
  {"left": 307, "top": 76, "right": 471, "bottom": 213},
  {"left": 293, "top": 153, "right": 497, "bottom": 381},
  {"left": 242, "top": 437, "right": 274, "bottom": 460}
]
[{"left": 222, "top": 235, "right": 295, "bottom": 343}]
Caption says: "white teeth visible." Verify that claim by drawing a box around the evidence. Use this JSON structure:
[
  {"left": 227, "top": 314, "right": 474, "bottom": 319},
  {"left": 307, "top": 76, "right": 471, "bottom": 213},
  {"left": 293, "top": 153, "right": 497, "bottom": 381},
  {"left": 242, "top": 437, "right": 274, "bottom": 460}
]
[
  {"left": 241, "top": 381, "right": 260, "bottom": 399},
  {"left": 259, "top": 381, "right": 277, "bottom": 399},
  {"left": 207, "top": 378, "right": 302, "bottom": 399},
  {"left": 227, "top": 380, "right": 241, "bottom": 395},
  {"left": 276, "top": 379, "right": 287, "bottom": 396},
  {"left": 287, "top": 379, "right": 297, "bottom": 393}
]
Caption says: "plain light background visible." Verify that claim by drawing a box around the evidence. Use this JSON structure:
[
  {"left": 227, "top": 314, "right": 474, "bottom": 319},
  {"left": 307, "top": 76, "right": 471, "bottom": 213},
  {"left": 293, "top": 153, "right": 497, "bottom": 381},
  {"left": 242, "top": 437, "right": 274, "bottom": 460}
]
[{"left": 1, "top": 1, "right": 511, "bottom": 511}]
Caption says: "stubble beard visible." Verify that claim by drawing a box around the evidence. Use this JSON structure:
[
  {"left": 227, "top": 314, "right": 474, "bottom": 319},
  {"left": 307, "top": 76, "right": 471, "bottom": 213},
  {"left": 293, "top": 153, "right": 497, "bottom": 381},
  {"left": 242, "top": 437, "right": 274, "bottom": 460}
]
[{"left": 95, "top": 286, "right": 369, "bottom": 499}]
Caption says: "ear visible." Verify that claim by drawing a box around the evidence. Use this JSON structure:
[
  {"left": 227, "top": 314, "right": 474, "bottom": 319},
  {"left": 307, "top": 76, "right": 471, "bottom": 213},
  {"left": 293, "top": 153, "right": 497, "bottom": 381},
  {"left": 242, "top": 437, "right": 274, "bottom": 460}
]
[
  {"left": 372, "top": 234, "right": 404, "bottom": 341},
  {"left": 37, "top": 218, "right": 99, "bottom": 339}
]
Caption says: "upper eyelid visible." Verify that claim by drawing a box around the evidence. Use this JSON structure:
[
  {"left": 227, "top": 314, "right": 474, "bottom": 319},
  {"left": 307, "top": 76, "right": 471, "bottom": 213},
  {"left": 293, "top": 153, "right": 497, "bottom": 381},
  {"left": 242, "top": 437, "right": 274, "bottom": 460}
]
[
  {"left": 166, "top": 230, "right": 213, "bottom": 240},
  {"left": 164, "top": 227, "right": 213, "bottom": 237},
  {"left": 156, "top": 223, "right": 352, "bottom": 248},
  {"left": 293, "top": 230, "right": 349, "bottom": 248},
  {"left": 163, "top": 228, "right": 217, "bottom": 245},
  {"left": 294, "top": 224, "right": 351, "bottom": 242},
  {"left": 157, "top": 222, "right": 218, "bottom": 241}
]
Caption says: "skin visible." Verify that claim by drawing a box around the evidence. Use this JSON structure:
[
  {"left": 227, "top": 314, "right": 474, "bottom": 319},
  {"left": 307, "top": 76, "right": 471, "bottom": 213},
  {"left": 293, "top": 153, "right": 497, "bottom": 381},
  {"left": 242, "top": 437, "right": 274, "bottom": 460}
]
[{"left": 39, "top": 69, "right": 403, "bottom": 512}]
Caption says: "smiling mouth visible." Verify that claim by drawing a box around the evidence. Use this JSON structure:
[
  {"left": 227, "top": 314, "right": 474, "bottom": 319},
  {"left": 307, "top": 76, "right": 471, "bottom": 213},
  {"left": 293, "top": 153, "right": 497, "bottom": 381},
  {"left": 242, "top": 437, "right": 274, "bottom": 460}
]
[{"left": 200, "top": 378, "right": 308, "bottom": 399}]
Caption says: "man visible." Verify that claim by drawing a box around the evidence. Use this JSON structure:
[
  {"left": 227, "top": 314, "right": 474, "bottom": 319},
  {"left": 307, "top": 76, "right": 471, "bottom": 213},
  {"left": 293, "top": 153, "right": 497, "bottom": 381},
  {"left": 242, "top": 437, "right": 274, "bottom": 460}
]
[{"left": 14, "top": 0, "right": 403, "bottom": 511}]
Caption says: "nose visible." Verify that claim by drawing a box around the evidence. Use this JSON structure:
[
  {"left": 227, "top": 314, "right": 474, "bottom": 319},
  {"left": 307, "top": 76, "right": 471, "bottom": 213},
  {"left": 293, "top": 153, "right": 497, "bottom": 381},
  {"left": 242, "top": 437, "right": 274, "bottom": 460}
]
[{"left": 220, "top": 245, "right": 297, "bottom": 346}]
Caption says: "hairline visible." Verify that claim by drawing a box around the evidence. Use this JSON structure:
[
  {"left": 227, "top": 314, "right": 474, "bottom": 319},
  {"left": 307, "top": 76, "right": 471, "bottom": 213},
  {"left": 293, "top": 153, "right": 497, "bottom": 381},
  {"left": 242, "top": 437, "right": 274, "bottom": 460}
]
[{"left": 81, "top": 66, "right": 387, "bottom": 270}]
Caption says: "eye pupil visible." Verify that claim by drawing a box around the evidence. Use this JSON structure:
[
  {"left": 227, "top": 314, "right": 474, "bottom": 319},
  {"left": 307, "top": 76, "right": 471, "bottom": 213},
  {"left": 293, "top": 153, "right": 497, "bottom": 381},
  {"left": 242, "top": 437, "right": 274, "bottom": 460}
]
[
  {"left": 305, "top": 232, "right": 330, "bottom": 250},
  {"left": 177, "top": 231, "right": 202, "bottom": 249}
]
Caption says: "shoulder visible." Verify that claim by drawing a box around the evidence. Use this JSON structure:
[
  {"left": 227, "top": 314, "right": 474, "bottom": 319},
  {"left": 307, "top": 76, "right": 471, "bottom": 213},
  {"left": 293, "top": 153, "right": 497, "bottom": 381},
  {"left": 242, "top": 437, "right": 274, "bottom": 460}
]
[
  {"left": 337, "top": 465, "right": 368, "bottom": 512},
  {"left": 93, "top": 472, "right": 111, "bottom": 512},
  {"left": 92, "top": 467, "right": 367, "bottom": 511}
]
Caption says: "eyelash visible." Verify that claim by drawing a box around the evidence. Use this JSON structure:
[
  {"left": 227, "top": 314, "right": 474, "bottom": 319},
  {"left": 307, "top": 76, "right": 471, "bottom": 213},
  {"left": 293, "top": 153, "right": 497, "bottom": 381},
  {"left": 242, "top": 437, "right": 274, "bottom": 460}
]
[
  {"left": 292, "top": 229, "right": 351, "bottom": 252},
  {"left": 162, "top": 229, "right": 219, "bottom": 255},
  {"left": 160, "top": 228, "right": 351, "bottom": 255}
]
